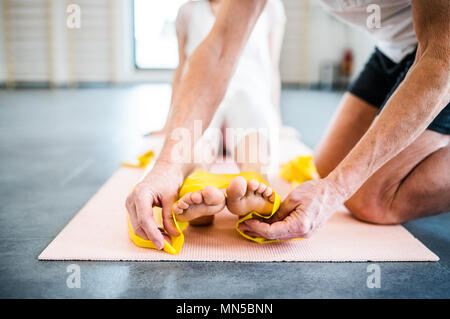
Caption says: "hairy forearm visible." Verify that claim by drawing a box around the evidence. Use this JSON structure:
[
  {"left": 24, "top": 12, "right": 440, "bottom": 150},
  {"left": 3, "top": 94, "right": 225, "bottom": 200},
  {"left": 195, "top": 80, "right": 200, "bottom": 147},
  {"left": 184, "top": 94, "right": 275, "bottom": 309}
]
[
  {"left": 158, "top": 66, "right": 185, "bottom": 132},
  {"left": 156, "top": 41, "right": 236, "bottom": 175},
  {"left": 169, "top": 43, "right": 233, "bottom": 132},
  {"left": 153, "top": 0, "right": 266, "bottom": 177},
  {"left": 327, "top": 52, "right": 450, "bottom": 200},
  {"left": 170, "top": 65, "right": 184, "bottom": 106}
]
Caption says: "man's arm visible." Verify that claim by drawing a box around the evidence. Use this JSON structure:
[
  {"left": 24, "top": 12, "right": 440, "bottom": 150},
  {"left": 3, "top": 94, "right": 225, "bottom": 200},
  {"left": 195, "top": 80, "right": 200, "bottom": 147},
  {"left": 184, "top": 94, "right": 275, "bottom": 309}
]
[
  {"left": 170, "top": 4, "right": 189, "bottom": 105},
  {"left": 126, "top": 0, "right": 267, "bottom": 249},
  {"left": 326, "top": 0, "right": 450, "bottom": 199},
  {"left": 154, "top": 4, "right": 189, "bottom": 134},
  {"left": 158, "top": 0, "right": 267, "bottom": 174},
  {"left": 240, "top": 0, "right": 450, "bottom": 240}
]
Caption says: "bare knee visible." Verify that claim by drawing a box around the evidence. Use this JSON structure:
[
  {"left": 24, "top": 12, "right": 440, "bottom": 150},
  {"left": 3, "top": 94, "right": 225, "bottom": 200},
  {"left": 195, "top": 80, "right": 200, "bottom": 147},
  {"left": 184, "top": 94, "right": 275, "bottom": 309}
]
[{"left": 346, "top": 192, "right": 402, "bottom": 225}]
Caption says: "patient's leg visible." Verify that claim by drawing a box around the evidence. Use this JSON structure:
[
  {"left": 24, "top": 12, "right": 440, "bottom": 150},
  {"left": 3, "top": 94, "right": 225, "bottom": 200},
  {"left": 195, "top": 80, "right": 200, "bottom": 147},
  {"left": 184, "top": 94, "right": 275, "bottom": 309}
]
[
  {"left": 173, "top": 127, "right": 225, "bottom": 226},
  {"left": 227, "top": 133, "right": 275, "bottom": 216},
  {"left": 234, "top": 132, "right": 272, "bottom": 178}
]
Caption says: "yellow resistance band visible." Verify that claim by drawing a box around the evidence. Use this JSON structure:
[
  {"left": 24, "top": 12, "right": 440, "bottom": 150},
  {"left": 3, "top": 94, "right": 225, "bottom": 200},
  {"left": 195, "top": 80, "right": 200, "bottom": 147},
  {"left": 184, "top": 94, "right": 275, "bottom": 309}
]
[
  {"left": 127, "top": 170, "right": 288, "bottom": 254},
  {"left": 121, "top": 150, "right": 154, "bottom": 168},
  {"left": 127, "top": 156, "right": 316, "bottom": 254},
  {"left": 279, "top": 155, "right": 318, "bottom": 187}
]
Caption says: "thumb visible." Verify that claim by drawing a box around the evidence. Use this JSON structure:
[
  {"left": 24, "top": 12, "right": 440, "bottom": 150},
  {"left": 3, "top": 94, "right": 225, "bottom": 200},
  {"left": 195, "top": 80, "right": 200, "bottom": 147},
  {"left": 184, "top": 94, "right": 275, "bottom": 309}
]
[
  {"left": 271, "top": 191, "right": 300, "bottom": 223},
  {"left": 162, "top": 194, "right": 180, "bottom": 237}
]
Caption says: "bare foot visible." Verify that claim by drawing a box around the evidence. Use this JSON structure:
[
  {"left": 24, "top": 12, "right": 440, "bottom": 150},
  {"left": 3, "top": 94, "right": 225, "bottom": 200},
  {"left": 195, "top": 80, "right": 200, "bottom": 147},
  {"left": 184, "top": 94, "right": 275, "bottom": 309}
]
[
  {"left": 172, "top": 186, "right": 226, "bottom": 225},
  {"left": 226, "top": 176, "right": 275, "bottom": 217}
]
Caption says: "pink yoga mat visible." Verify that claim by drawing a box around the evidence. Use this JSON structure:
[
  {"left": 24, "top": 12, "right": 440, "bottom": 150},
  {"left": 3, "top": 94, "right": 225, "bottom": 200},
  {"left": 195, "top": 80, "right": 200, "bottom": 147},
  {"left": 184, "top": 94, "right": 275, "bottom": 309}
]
[{"left": 39, "top": 166, "right": 438, "bottom": 262}]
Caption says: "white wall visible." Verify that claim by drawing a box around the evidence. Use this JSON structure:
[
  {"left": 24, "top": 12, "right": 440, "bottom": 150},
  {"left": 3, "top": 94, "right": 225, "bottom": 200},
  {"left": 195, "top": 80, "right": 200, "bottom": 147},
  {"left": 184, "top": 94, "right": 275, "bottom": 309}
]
[
  {"left": 115, "top": 0, "right": 173, "bottom": 83},
  {"left": 0, "top": 0, "right": 169, "bottom": 86},
  {"left": 0, "top": 0, "right": 5, "bottom": 84},
  {"left": 279, "top": 0, "right": 309, "bottom": 83},
  {"left": 0, "top": 0, "right": 374, "bottom": 86},
  {"left": 280, "top": 0, "right": 374, "bottom": 84}
]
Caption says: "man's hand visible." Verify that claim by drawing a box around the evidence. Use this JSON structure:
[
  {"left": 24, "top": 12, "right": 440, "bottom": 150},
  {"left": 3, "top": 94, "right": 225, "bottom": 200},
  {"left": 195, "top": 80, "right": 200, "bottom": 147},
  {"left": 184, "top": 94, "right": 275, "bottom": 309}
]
[
  {"left": 238, "top": 179, "right": 345, "bottom": 240},
  {"left": 125, "top": 162, "right": 184, "bottom": 249}
]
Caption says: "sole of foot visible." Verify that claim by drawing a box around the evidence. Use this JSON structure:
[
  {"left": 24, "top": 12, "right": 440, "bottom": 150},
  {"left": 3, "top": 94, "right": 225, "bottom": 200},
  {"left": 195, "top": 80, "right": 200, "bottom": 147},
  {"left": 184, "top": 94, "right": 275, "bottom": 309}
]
[
  {"left": 172, "top": 185, "right": 226, "bottom": 223},
  {"left": 226, "top": 176, "right": 275, "bottom": 217}
]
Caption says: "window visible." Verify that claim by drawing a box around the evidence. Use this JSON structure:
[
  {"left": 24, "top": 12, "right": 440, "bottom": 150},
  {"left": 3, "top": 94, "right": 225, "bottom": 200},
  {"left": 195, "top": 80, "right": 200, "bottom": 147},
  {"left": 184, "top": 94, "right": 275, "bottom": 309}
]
[{"left": 133, "top": 0, "right": 186, "bottom": 69}]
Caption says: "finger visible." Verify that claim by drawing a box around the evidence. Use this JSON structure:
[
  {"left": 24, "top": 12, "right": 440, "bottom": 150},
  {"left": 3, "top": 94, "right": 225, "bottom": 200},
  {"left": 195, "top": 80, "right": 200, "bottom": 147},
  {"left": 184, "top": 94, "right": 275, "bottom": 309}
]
[
  {"left": 162, "top": 195, "right": 180, "bottom": 237},
  {"left": 160, "top": 228, "right": 172, "bottom": 244},
  {"left": 135, "top": 196, "right": 165, "bottom": 250},
  {"left": 238, "top": 223, "right": 261, "bottom": 237},
  {"left": 126, "top": 195, "right": 139, "bottom": 230},
  {"left": 125, "top": 197, "right": 148, "bottom": 239},
  {"left": 243, "top": 231, "right": 262, "bottom": 238},
  {"left": 238, "top": 219, "right": 275, "bottom": 239},
  {"left": 239, "top": 218, "right": 292, "bottom": 240},
  {"left": 271, "top": 192, "right": 300, "bottom": 223},
  {"left": 135, "top": 226, "right": 149, "bottom": 240},
  {"left": 240, "top": 221, "right": 300, "bottom": 241},
  {"left": 126, "top": 196, "right": 149, "bottom": 237}
]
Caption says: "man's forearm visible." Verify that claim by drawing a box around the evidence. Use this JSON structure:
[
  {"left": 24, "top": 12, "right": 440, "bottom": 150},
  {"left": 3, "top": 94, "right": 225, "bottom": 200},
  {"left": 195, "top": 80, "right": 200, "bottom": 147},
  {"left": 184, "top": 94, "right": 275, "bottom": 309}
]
[
  {"left": 156, "top": 42, "right": 236, "bottom": 175},
  {"left": 169, "top": 65, "right": 184, "bottom": 107},
  {"left": 326, "top": 52, "right": 450, "bottom": 200},
  {"left": 154, "top": 0, "right": 267, "bottom": 177}
]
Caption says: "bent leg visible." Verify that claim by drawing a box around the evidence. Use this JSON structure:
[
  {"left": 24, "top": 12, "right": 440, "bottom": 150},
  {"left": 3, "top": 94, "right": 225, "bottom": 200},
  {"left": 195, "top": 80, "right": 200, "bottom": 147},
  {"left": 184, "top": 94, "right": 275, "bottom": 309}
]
[
  {"left": 234, "top": 132, "right": 271, "bottom": 178},
  {"left": 313, "top": 92, "right": 450, "bottom": 224},
  {"left": 346, "top": 130, "right": 450, "bottom": 224},
  {"left": 225, "top": 132, "right": 277, "bottom": 217},
  {"left": 224, "top": 92, "right": 279, "bottom": 216},
  {"left": 315, "top": 93, "right": 378, "bottom": 177}
]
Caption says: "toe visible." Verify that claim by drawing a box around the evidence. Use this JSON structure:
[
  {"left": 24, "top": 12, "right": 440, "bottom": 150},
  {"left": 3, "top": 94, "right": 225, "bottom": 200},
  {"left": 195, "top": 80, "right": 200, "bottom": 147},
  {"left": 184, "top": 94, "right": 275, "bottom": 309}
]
[
  {"left": 178, "top": 200, "right": 189, "bottom": 210},
  {"left": 202, "top": 186, "right": 224, "bottom": 205},
  {"left": 256, "top": 183, "right": 267, "bottom": 194},
  {"left": 182, "top": 192, "right": 193, "bottom": 205},
  {"left": 191, "top": 191, "right": 203, "bottom": 204},
  {"left": 172, "top": 204, "right": 184, "bottom": 215},
  {"left": 247, "top": 179, "right": 260, "bottom": 193},
  {"left": 227, "top": 176, "right": 247, "bottom": 200},
  {"left": 263, "top": 186, "right": 273, "bottom": 199}
]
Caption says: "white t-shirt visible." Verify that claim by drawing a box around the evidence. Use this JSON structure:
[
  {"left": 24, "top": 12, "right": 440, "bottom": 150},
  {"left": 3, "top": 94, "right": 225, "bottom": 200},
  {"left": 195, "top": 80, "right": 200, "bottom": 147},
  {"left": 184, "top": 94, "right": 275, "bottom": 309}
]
[
  {"left": 180, "top": 0, "right": 286, "bottom": 104},
  {"left": 319, "top": 0, "right": 417, "bottom": 63}
]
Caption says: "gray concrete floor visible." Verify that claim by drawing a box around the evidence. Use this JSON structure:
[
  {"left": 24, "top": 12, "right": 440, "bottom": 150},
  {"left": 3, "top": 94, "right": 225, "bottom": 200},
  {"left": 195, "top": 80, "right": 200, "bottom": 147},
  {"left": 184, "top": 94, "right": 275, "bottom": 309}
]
[{"left": 0, "top": 85, "right": 449, "bottom": 298}]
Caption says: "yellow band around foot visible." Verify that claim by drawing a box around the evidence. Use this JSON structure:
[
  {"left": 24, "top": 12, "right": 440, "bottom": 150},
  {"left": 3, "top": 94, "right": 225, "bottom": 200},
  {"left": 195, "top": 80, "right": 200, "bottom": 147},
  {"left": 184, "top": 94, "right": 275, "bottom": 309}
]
[{"left": 127, "top": 170, "right": 294, "bottom": 254}]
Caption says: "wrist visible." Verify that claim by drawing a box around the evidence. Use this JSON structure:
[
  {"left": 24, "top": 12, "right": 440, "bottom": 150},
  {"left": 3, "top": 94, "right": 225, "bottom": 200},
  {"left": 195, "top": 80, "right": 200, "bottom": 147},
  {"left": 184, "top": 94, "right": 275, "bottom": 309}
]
[
  {"left": 323, "top": 171, "right": 352, "bottom": 202},
  {"left": 153, "top": 157, "right": 194, "bottom": 180},
  {"left": 142, "top": 160, "right": 185, "bottom": 186}
]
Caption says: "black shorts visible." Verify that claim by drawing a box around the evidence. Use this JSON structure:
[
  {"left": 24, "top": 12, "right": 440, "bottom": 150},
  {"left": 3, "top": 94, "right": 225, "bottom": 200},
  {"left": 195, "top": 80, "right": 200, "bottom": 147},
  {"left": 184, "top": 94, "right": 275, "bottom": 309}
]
[{"left": 348, "top": 47, "right": 450, "bottom": 135}]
